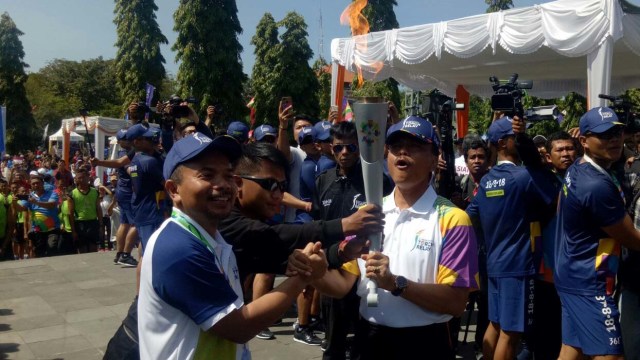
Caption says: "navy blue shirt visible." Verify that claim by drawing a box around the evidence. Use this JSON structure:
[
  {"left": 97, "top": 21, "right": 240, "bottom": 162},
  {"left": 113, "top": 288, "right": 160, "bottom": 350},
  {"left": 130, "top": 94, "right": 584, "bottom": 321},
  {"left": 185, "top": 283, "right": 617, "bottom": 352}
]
[
  {"left": 300, "top": 157, "right": 318, "bottom": 202},
  {"left": 129, "top": 152, "right": 165, "bottom": 225},
  {"left": 554, "top": 159, "right": 625, "bottom": 295},
  {"left": 115, "top": 149, "right": 135, "bottom": 206},
  {"left": 316, "top": 155, "right": 336, "bottom": 174},
  {"left": 467, "top": 162, "right": 555, "bottom": 277}
]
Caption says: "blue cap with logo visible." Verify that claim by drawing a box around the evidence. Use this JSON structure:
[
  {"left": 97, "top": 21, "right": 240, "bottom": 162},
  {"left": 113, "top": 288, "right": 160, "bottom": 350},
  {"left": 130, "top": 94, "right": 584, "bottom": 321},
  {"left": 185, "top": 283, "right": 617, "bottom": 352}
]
[
  {"left": 125, "top": 123, "right": 159, "bottom": 142},
  {"left": 313, "top": 121, "right": 332, "bottom": 141},
  {"left": 116, "top": 128, "right": 128, "bottom": 141},
  {"left": 298, "top": 126, "right": 316, "bottom": 144},
  {"left": 254, "top": 124, "right": 277, "bottom": 141},
  {"left": 487, "top": 116, "right": 515, "bottom": 145},
  {"left": 227, "top": 121, "right": 249, "bottom": 143},
  {"left": 579, "top": 106, "right": 624, "bottom": 135},
  {"left": 163, "top": 132, "right": 241, "bottom": 180},
  {"left": 386, "top": 116, "right": 438, "bottom": 144}
]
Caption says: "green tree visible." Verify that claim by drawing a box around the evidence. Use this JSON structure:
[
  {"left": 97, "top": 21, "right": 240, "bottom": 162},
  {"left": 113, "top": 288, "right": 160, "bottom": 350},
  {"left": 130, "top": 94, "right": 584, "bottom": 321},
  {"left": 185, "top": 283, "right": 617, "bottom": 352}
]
[
  {"left": 468, "top": 95, "right": 493, "bottom": 135},
  {"left": 25, "top": 73, "right": 74, "bottom": 136},
  {"left": 350, "top": 0, "right": 401, "bottom": 112},
  {"left": 113, "top": 0, "right": 168, "bottom": 107},
  {"left": 486, "top": 0, "right": 514, "bottom": 12},
  {"left": 173, "top": 0, "right": 248, "bottom": 120},
  {"left": 0, "top": 12, "right": 37, "bottom": 151},
  {"left": 558, "top": 92, "right": 587, "bottom": 131},
  {"left": 314, "top": 57, "right": 332, "bottom": 119},
  {"left": 274, "top": 12, "right": 320, "bottom": 119},
  {"left": 250, "top": 13, "right": 280, "bottom": 124}
]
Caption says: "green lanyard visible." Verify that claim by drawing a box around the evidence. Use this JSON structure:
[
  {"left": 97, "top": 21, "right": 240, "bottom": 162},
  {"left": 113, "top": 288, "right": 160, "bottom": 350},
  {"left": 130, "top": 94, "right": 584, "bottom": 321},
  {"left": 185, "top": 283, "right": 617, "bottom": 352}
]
[{"left": 170, "top": 209, "right": 226, "bottom": 278}]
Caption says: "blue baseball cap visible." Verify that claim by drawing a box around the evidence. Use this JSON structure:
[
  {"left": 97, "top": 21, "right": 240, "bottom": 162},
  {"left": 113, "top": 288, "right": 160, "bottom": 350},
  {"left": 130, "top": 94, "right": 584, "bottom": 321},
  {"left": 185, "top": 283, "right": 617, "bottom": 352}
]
[
  {"left": 125, "top": 123, "right": 157, "bottom": 141},
  {"left": 386, "top": 116, "right": 438, "bottom": 144},
  {"left": 298, "top": 126, "right": 316, "bottom": 145},
  {"left": 227, "top": 121, "right": 249, "bottom": 143},
  {"left": 313, "top": 121, "right": 332, "bottom": 141},
  {"left": 579, "top": 106, "right": 624, "bottom": 135},
  {"left": 254, "top": 124, "right": 277, "bottom": 141},
  {"left": 116, "top": 128, "right": 128, "bottom": 141},
  {"left": 487, "top": 116, "right": 515, "bottom": 144},
  {"left": 163, "top": 132, "right": 242, "bottom": 180}
]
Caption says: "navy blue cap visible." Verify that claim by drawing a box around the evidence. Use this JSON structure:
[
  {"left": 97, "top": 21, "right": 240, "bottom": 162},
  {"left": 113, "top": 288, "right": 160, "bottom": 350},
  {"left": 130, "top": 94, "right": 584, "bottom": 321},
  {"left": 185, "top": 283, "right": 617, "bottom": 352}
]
[
  {"left": 116, "top": 129, "right": 128, "bottom": 141},
  {"left": 298, "top": 126, "right": 315, "bottom": 144},
  {"left": 386, "top": 116, "right": 438, "bottom": 144},
  {"left": 163, "top": 132, "right": 241, "bottom": 180},
  {"left": 313, "top": 121, "right": 332, "bottom": 141},
  {"left": 227, "top": 121, "right": 249, "bottom": 143},
  {"left": 254, "top": 124, "right": 277, "bottom": 141},
  {"left": 579, "top": 107, "right": 624, "bottom": 135},
  {"left": 125, "top": 123, "right": 157, "bottom": 141},
  {"left": 487, "top": 117, "right": 515, "bottom": 144}
]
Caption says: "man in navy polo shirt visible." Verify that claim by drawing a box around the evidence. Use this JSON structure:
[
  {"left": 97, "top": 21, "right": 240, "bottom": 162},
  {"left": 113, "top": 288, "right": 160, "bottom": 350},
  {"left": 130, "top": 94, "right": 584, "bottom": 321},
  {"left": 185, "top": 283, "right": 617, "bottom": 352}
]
[
  {"left": 126, "top": 124, "right": 166, "bottom": 251},
  {"left": 227, "top": 121, "right": 250, "bottom": 144},
  {"left": 314, "top": 121, "right": 336, "bottom": 173},
  {"left": 254, "top": 124, "right": 277, "bottom": 144},
  {"left": 467, "top": 117, "right": 556, "bottom": 360},
  {"left": 555, "top": 107, "right": 640, "bottom": 360}
]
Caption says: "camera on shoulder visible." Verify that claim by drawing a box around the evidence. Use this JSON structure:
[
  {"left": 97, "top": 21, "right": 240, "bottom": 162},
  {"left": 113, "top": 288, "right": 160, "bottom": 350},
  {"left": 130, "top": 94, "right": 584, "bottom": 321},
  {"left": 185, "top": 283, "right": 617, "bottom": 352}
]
[{"left": 489, "top": 73, "right": 532, "bottom": 119}]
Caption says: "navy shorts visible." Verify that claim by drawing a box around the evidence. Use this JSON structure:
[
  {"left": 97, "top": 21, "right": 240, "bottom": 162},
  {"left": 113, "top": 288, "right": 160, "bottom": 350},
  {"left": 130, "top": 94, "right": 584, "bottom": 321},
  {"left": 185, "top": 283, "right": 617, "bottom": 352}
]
[
  {"left": 136, "top": 219, "right": 164, "bottom": 253},
  {"left": 558, "top": 291, "right": 624, "bottom": 356},
  {"left": 487, "top": 276, "right": 535, "bottom": 332},
  {"left": 119, "top": 203, "right": 134, "bottom": 225}
]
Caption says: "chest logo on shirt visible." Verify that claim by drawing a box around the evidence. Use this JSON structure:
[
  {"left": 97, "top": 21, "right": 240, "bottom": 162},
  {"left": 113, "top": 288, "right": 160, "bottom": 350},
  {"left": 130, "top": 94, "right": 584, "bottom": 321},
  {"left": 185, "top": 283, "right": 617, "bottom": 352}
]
[
  {"left": 351, "top": 194, "right": 366, "bottom": 210},
  {"left": 322, "top": 199, "right": 332, "bottom": 207},
  {"left": 411, "top": 230, "right": 433, "bottom": 252}
]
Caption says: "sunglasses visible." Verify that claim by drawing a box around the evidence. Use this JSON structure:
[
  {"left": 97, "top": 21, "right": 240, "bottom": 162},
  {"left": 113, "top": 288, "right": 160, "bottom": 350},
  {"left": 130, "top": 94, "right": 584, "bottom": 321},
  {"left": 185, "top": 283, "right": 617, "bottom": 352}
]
[
  {"left": 332, "top": 143, "right": 358, "bottom": 153},
  {"left": 238, "top": 175, "right": 287, "bottom": 193},
  {"left": 587, "top": 127, "right": 624, "bottom": 140}
]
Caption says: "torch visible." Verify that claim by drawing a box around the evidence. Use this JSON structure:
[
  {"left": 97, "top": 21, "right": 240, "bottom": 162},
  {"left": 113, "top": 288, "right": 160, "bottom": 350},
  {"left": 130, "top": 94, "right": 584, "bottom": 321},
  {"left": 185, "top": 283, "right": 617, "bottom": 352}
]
[{"left": 352, "top": 97, "right": 388, "bottom": 307}]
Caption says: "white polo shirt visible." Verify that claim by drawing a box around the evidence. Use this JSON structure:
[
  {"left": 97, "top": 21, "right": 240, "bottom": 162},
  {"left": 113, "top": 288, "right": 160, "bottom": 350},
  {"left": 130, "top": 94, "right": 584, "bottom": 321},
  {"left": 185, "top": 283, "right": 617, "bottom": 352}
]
[{"left": 351, "top": 186, "right": 478, "bottom": 328}]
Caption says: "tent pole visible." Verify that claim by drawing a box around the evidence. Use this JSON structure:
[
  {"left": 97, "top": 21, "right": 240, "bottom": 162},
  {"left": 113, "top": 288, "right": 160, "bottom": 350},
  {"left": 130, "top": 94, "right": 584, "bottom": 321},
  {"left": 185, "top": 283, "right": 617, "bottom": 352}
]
[{"left": 587, "top": 36, "right": 613, "bottom": 109}]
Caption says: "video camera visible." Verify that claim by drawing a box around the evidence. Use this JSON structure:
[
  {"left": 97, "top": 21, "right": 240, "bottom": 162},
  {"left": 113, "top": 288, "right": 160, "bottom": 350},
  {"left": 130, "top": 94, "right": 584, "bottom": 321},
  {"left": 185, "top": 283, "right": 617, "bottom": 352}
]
[
  {"left": 163, "top": 95, "right": 198, "bottom": 119},
  {"left": 599, "top": 94, "right": 640, "bottom": 133},
  {"left": 524, "top": 105, "right": 560, "bottom": 123},
  {"left": 490, "top": 73, "right": 533, "bottom": 118}
]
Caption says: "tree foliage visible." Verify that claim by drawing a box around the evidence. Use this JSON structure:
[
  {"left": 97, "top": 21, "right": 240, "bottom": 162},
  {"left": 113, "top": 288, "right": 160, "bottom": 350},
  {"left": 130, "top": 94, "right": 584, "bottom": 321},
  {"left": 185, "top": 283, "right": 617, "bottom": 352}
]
[
  {"left": 0, "top": 12, "right": 37, "bottom": 152},
  {"left": 173, "top": 0, "right": 248, "bottom": 121},
  {"left": 113, "top": 0, "right": 167, "bottom": 106},
  {"left": 274, "top": 12, "right": 320, "bottom": 120},
  {"left": 468, "top": 95, "right": 493, "bottom": 135},
  {"left": 250, "top": 13, "right": 280, "bottom": 125},
  {"left": 485, "top": 0, "right": 514, "bottom": 13},
  {"left": 314, "top": 57, "right": 332, "bottom": 119}
]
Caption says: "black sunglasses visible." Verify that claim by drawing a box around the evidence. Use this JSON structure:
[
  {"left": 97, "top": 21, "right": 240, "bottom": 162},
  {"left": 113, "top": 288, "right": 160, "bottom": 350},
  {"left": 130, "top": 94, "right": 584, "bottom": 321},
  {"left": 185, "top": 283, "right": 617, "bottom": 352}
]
[
  {"left": 238, "top": 175, "right": 287, "bottom": 193},
  {"left": 587, "top": 126, "right": 624, "bottom": 140},
  {"left": 332, "top": 143, "right": 358, "bottom": 153}
]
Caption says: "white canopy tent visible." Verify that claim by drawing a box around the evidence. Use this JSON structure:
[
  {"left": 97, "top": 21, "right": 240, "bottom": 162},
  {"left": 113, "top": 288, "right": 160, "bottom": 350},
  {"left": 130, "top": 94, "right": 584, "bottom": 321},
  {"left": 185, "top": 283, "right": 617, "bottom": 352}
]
[
  {"left": 330, "top": 0, "right": 640, "bottom": 113},
  {"left": 49, "top": 128, "right": 83, "bottom": 142}
]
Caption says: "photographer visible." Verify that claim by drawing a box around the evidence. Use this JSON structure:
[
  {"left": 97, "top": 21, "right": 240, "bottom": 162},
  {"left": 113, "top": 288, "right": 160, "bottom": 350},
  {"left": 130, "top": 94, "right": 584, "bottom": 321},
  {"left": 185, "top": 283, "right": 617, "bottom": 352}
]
[{"left": 155, "top": 97, "right": 214, "bottom": 152}]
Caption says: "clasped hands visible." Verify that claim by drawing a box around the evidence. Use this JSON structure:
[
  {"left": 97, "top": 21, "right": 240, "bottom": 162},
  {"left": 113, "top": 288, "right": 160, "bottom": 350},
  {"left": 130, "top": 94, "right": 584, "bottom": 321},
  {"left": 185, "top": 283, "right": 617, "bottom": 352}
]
[{"left": 286, "top": 242, "right": 327, "bottom": 282}]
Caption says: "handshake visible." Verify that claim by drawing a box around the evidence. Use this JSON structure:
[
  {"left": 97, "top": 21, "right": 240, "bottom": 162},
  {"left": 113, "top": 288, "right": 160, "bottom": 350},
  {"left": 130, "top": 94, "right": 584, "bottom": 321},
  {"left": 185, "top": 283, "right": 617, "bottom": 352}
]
[{"left": 286, "top": 242, "right": 328, "bottom": 282}]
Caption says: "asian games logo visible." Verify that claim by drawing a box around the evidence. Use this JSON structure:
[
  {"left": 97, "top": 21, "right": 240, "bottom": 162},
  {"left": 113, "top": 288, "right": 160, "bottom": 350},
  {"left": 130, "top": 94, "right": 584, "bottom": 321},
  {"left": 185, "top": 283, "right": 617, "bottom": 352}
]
[
  {"left": 192, "top": 132, "right": 212, "bottom": 145},
  {"left": 360, "top": 119, "right": 381, "bottom": 146},
  {"left": 411, "top": 230, "right": 433, "bottom": 252}
]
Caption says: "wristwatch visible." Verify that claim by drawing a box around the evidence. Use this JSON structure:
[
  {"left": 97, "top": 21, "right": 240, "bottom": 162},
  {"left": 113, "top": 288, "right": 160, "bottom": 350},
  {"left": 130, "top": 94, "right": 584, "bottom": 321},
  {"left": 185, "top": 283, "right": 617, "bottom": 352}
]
[{"left": 391, "top": 275, "right": 408, "bottom": 296}]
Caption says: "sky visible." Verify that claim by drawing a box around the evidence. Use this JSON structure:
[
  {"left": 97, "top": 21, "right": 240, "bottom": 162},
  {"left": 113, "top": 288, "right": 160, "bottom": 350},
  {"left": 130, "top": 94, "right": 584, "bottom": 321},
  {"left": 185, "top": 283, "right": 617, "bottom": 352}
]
[{"left": 3, "top": 0, "right": 573, "bottom": 77}]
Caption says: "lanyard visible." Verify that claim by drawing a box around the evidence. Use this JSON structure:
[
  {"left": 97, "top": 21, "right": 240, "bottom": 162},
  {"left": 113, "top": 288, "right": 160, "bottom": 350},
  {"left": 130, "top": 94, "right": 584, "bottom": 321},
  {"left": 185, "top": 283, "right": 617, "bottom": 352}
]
[{"left": 170, "top": 209, "right": 226, "bottom": 279}]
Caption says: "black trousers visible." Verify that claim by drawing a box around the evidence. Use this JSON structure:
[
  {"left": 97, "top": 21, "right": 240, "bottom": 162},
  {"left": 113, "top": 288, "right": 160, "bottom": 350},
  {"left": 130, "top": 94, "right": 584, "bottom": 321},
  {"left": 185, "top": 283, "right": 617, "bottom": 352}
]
[
  {"left": 531, "top": 279, "right": 562, "bottom": 359},
  {"left": 28, "top": 230, "right": 60, "bottom": 257},
  {"left": 321, "top": 284, "right": 360, "bottom": 360},
  {"left": 353, "top": 318, "right": 455, "bottom": 360}
]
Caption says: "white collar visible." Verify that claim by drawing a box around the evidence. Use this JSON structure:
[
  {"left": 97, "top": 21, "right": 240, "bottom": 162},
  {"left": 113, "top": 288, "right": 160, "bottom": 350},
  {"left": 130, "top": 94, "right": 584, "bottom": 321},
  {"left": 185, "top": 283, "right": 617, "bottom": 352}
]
[
  {"left": 582, "top": 154, "right": 610, "bottom": 178},
  {"left": 384, "top": 185, "right": 437, "bottom": 215},
  {"left": 171, "top": 207, "right": 226, "bottom": 250}
]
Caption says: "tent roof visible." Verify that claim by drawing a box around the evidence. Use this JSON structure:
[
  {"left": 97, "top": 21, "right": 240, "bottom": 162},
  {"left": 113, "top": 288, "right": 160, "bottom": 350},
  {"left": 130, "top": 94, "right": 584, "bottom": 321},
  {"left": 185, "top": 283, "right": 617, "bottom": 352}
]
[
  {"left": 331, "top": 0, "right": 640, "bottom": 98},
  {"left": 62, "top": 116, "right": 130, "bottom": 136},
  {"left": 49, "top": 128, "right": 83, "bottom": 141}
]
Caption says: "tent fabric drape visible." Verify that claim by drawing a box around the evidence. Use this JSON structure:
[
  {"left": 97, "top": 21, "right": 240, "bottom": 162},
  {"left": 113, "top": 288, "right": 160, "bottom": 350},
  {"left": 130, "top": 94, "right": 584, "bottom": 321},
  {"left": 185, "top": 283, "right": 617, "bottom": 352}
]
[{"left": 330, "top": 0, "right": 640, "bottom": 98}]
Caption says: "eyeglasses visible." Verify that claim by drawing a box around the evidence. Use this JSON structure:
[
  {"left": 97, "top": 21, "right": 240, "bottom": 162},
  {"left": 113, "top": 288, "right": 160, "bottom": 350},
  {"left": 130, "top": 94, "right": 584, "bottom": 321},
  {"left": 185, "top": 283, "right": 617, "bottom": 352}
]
[
  {"left": 238, "top": 175, "right": 287, "bottom": 193},
  {"left": 332, "top": 143, "right": 358, "bottom": 153},
  {"left": 586, "top": 127, "right": 624, "bottom": 140}
]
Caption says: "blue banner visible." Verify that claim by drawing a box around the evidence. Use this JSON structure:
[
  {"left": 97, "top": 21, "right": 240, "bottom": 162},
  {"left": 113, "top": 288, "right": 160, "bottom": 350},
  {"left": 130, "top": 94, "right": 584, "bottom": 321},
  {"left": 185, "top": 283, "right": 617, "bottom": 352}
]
[{"left": 145, "top": 83, "right": 156, "bottom": 121}]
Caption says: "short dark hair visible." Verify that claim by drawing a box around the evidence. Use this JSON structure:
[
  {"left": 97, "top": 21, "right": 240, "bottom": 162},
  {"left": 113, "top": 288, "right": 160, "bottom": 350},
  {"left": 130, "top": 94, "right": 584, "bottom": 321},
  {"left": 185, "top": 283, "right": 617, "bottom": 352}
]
[
  {"left": 330, "top": 121, "right": 357, "bottom": 142},
  {"left": 236, "top": 142, "right": 290, "bottom": 179},
  {"left": 293, "top": 114, "right": 314, "bottom": 126},
  {"left": 462, "top": 134, "right": 489, "bottom": 161},
  {"left": 545, "top": 131, "right": 574, "bottom": 153}
]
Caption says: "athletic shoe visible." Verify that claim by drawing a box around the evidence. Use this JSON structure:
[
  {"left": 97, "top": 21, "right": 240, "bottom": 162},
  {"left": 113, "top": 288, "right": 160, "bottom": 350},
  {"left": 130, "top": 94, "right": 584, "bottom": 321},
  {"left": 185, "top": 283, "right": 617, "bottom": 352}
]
[
  {"left": 118, "top": 254, "right": 138, "bottom": 267},
  {"left": 321, "top": 339, "right": 328, "bottom": 352},
  {"left": 255, "top": 329, "right": 274, "bottom": 340},
  {"left": 113, "top": 252, "right": 123, "bottom": 264},
  {"left": 293, "top": 327, "right": 322, "bottom": 346},
  {"left": 309, "top": 316, "right": 324, "bottom": 334}
]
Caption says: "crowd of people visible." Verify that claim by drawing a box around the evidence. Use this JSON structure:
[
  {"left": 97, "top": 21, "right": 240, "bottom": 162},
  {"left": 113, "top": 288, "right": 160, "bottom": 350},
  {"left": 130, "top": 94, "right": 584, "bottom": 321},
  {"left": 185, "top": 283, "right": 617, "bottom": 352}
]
[{"left": 3, "top": 96, "right": 639, "bottom": 360}]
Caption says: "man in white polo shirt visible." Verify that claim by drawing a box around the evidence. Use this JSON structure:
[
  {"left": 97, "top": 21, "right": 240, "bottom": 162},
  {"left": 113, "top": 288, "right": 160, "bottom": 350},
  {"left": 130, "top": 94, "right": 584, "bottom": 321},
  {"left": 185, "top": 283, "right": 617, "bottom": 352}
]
[{"left": 310, "top": 116, "right": 479, "bottom": 359}]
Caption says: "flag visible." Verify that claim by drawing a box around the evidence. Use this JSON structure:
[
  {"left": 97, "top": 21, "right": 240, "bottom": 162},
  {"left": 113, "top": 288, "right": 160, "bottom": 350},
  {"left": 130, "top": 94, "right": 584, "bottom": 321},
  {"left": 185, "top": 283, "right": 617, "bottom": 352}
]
[
  {"left": 0, "top": 106, "right": 5, "bottom": 154},
  {"left": 247, "top": 97, "right": 256, "bottom": 128},
  {"left": 145, "top": 83, "right": 156, "bottom": 121},
  {"left": 343, "top": 102, "right": 353, "bottom": 121},
  {"left": 41, "top": 123, "right": 49, "bottom": 143}
]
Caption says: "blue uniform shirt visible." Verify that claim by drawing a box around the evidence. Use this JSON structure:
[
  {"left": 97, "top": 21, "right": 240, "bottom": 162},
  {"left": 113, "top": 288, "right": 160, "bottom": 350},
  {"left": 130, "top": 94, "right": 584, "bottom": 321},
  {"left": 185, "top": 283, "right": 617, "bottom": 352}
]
[
  {"left": 316, "top": 155, "right": 336, "bottom": 174},
  {"left": 129, "top": 152, "right": 165, "bottom": 226},
  {"left": 467, "top": 162, "right": 555, "bottom": 277},
  {"left": 554, "top": 159, "right": 626, "bottom": 296}
]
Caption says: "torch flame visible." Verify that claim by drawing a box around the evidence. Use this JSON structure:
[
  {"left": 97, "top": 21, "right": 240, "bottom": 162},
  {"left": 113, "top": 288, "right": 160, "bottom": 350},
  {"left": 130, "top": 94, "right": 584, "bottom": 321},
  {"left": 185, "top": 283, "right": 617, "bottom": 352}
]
[{"left": 340, "top": 0, "right": 383, "bottom": 88}]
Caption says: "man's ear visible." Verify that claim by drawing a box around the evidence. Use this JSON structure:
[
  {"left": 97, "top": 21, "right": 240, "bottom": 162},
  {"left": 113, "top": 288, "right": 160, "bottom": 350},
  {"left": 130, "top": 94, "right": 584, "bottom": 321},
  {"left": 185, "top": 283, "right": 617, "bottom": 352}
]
[{"left": 165, "top": 179, "right": 179, "bottom": 203}]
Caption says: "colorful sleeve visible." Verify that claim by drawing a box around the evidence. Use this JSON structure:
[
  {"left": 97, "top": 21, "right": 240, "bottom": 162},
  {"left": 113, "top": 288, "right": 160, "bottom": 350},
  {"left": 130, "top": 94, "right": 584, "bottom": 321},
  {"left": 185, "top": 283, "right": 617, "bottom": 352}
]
[
  {"left": 437, "top": 203, "right": 479, "bottom": 289},
  {"left": 340, "top": 259, "right": 360, "bottom": 276}
]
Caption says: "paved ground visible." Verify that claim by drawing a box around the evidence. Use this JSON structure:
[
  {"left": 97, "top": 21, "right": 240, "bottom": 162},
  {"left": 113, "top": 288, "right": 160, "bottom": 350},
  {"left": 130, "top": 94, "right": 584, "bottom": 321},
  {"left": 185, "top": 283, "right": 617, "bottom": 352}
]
[{"left": 0, "top": 252, "right": 479, "bottom": 359}]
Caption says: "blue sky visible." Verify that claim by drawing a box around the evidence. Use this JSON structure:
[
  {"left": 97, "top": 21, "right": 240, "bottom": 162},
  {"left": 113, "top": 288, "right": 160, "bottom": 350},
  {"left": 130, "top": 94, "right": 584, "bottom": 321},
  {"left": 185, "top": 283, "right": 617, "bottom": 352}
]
[{"left": 3, "top": 0, "right": 558, "bottom": 77}]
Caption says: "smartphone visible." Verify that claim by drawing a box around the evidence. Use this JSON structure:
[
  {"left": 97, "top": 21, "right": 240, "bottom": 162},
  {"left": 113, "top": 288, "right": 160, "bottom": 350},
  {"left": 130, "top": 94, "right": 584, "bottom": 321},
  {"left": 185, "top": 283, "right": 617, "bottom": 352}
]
[
  {"left": 281, "top": 96, "right": 292, "bottom": 112},
  {"left": 16, "top": 194, "right": 29, "bottom": 201},
  {"left": 330, "top": 105, "right": 338, "bottom": 112}
]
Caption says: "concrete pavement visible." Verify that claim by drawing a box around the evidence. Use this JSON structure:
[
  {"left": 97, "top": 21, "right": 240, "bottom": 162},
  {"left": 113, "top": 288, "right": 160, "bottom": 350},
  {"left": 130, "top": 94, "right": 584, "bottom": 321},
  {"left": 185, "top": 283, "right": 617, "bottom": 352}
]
[{"left": 0, "top": 252, "right": 478, "bottom": 359}]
